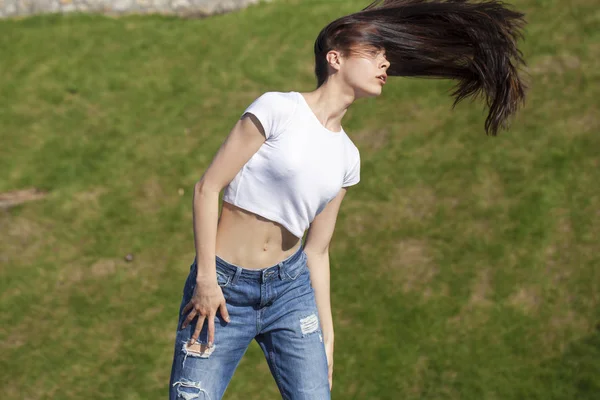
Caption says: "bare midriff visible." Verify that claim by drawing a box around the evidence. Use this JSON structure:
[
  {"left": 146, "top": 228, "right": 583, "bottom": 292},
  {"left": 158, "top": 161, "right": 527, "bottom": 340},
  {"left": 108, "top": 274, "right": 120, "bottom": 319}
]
[{"left": 215, "top": 201, "right": 302, "bottom": 270}]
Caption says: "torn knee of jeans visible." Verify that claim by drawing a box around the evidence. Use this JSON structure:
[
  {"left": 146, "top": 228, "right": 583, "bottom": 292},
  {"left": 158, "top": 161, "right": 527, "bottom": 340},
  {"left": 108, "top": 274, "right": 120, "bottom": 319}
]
[
  {"left": 299, "top": 313, "right": 320, "bottom": 337},
  {"left": 172, "top": 378, "right": 211, "bottom": 400},
  {"left": 181, "top": 341, "right": 216, "bottom": 359}
]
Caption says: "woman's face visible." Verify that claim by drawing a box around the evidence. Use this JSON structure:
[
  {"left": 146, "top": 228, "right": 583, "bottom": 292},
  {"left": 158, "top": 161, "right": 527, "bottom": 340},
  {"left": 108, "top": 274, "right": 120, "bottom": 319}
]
[{"left": 338, "top": 45, "right": 390, "bottom": 98}]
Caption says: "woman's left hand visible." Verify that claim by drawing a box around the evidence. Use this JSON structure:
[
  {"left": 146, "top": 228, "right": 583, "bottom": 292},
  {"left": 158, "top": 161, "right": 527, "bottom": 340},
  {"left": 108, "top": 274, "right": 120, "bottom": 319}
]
[{"left": 325, "top": 338, "right": 334, "bottom": 390}]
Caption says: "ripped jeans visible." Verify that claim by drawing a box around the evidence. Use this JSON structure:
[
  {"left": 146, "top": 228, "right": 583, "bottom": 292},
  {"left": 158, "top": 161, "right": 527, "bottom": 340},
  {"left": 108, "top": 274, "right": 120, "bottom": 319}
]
[{"left": 169, "top": 244, "right": 331, "bottom": 400}]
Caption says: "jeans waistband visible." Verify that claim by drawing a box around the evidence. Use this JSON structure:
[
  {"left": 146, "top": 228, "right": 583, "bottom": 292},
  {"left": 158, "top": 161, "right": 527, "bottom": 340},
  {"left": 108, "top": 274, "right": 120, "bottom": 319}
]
[{"left": 214, "top": 243, "right": 305, "bottom": 282}]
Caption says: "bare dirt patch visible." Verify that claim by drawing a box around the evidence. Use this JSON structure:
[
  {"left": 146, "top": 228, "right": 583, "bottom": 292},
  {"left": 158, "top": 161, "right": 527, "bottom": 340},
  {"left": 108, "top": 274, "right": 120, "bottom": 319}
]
[
  {"left": 0, "top": 188, "right": 48, "bottom": 209},
  {"left": 91, "top": 259, "right": 117, "bottom": 277}
]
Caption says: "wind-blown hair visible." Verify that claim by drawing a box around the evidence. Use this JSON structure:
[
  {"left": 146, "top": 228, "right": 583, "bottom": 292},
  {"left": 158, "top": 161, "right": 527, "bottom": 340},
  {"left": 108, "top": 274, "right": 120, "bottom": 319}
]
[{"left": 313, "top": 0, "right": 528, "bottom": 135}]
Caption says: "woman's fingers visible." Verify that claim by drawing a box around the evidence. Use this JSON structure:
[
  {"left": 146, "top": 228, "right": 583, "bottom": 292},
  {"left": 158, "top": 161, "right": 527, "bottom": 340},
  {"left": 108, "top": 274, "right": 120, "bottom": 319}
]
[
  {"left": 207, "top": 314, "right": 215, "bottom": 347},
  {"left": 219, "top": 301, "right": 231, "bottom": 323},
  {"left": 181, "top": 301, "right": 192, "bottom": 316},
  {"left": 190, "top": 315, "right": 205, "bottom": 344},
  {"left": 182, "top": 289, "right": 228, "bottom": 346},
  {"left": 181, "top": 307, "right": 196, "bottom": 329}
]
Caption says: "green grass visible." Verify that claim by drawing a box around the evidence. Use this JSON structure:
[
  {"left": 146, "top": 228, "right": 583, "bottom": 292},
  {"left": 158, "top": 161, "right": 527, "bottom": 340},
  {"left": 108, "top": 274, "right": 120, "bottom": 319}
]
[{"left": 1, "top": 0, "right": 599, "bottom": 398}]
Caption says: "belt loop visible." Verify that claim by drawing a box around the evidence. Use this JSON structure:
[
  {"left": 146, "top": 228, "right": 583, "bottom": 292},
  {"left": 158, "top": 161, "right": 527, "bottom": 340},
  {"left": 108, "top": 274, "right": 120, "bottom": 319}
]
[
  {"left": 231, "top": 266, "right": 242, "bottom": 285},
  {"left": 277, "top": 262, "right": 285, "bottom": 280}
]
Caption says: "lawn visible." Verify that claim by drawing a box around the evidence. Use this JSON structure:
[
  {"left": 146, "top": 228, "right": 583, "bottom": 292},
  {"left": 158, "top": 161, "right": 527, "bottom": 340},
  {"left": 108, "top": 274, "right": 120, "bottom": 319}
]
[{"left": 1, "top": 0, "right": 599, "bottom": 398}]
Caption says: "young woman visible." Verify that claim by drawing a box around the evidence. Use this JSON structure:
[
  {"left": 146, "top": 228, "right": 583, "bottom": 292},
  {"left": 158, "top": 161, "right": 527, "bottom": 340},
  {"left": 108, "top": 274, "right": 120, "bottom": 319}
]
[{"left": 169, "top": 1, "right": 527, "bottom": 398}]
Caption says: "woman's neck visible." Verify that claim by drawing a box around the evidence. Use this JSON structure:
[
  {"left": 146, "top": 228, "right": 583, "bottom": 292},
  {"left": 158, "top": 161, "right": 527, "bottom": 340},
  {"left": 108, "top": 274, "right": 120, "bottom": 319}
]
[{"left": 299, "top": 85, "right": 354, "bottom": 132}]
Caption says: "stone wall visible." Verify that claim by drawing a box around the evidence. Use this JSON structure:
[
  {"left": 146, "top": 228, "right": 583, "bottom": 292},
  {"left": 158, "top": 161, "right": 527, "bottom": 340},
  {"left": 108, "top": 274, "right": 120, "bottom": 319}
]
[{"left": 0, "top": 0, "right": 265, "bottom": 19}]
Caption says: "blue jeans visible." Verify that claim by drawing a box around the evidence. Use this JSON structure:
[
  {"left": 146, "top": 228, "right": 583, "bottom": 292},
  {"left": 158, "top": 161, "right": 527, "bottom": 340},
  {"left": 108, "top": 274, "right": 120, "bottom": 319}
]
[{"left": 169, "top": 244, "right": 331, "bottom": 399}]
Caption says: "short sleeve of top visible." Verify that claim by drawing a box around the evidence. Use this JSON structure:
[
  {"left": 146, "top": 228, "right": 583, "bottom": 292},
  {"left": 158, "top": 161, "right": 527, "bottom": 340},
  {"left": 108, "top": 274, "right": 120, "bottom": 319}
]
[
  {"left": 241, "top": 92, "right": 295, "bottom": 140},
  {"left": 342, "top": 143, "right": 361, "bottom": 188}
]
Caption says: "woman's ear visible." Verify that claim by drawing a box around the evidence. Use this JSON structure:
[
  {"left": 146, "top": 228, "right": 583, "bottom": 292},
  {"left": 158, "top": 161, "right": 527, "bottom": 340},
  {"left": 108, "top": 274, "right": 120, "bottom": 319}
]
[{"left": 326, "top": 50, "right": 342, "bottom": 72}]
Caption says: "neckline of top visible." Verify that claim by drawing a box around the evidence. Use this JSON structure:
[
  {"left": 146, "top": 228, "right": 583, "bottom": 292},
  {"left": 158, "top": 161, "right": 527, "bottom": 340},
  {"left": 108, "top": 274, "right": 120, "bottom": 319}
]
[{"left": 291, "top": 91, "right": 344, "bottom": 135}]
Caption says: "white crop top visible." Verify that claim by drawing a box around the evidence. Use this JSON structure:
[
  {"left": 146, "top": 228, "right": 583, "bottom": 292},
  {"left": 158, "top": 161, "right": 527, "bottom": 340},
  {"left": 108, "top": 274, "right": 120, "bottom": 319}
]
[{"left": 222, "top": 91, "right": 361, "bottom": 238}]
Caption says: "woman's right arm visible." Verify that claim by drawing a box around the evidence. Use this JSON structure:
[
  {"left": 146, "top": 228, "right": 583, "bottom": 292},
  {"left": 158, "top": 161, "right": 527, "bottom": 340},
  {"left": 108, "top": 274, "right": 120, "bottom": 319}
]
[
  {"left": 181, "top": 113, "right": 267, "bottom": 345},
  {"left": 192, "top": 113, "right": 266, "bottom": 281}
]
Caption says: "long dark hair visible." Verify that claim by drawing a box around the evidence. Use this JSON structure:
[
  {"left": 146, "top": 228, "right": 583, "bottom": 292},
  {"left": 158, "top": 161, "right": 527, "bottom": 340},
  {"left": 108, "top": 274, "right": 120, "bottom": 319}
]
[{"left": 313, "top": 0, "right": 528, "bottom": 135}]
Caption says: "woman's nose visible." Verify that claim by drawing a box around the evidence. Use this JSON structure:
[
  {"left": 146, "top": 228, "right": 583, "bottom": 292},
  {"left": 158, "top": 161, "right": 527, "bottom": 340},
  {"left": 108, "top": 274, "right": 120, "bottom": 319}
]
[{"left": 380, "top": 57, "right": 390, "bottom": 69}]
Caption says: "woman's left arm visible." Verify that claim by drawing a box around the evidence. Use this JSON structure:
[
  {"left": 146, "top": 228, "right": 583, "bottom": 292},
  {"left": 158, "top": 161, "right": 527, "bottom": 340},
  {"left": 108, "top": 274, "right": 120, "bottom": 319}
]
[
  {"left": 304, "top": 250, "right": 334, "bottom": 339},
  {"left": 303, "top": 187, "right": 349, "bottom": 389}
]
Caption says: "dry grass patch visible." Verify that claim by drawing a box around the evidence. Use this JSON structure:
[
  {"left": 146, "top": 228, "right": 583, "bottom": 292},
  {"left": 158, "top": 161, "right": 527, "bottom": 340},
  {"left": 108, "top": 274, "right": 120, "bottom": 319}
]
[
  {"left": 448, "top": 268, "right": 494, "bottom": 328},
  {"left": 56, "top": 257, "right": 124, "bottom": 287},
  {"left": 57, "top": 187, "right": 108, "bottom": 232},
  {"left": 55, "top": 249, "right": 167, "bottom": 294},
  {"left": 471, "top": 170, "right": 506, "bottom": 210},
  {"left": 561, "top": 106, "right": 600, "bottom": 136},
  {"left": 0, "top": 213, "right": 61, "bottom": 267},
  {"left": 464, "top": 219, "right": 494, "bottom": 241},
  {"left": 391, "top": 185, "right": 439, "bottom": 222},
  {"left": 338, "top": 210, "right": 368, "bottom": 240},
  {"left": 352, "top": 128, "right": 390, "bottom": 153},
  {"left": 90, "top": 258, "right": 118, "bottom": 277},
  {"left": 392, "top": 103, "right": 451, "bottom": 138},
  {"left": 529, "top": 53, "right": 581, "bottom": 76},
  {"left": 333, "top": 308, "right": 356, "bottom": 329},
  {"left": 132, "top": 175, "right": 188, "bottom": 216},
  {"left": 71, "top": 187, "right": 108, "bottom": 204},
  {"left": 382, "top": 239, "right": 438, "bottom": 297},
  {"left": 507, "top": 286, "right": 541, "bottom": 315},
  {"left": 2, "top": 213, "right": 44, "bottom": 243},
  {"left": 533, "top": 204, "right": 599, "bottom": 354},
  {"left": 544, "top": 244, "right": 574, "bottom": 285},
  {"left": 1, "top": 300, "right": 73, "bottom": 352},
  {"left": 544, "top": 208, "right": 576, "bottom": 283},
  {"left": 134, "top": 175, "right": 166, "bottom": 214},
  {"left": 410, "top": 355, "right": 429, "bottom": 395},
  {"left": 344, "top": 185, "right": 438, "bottom": 233},
  {"left": 469, "top": 268, "right": 494, "bottom": 308},
  {"left": 542, "top": 309, "right": 593, "bottom": 354}
]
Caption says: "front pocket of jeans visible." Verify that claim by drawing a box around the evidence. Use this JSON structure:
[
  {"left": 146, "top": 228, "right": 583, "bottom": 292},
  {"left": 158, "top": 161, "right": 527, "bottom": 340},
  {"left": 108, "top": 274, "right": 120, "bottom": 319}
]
[
  {"left": 284, "top": 264, "right": 305, "bottom": 280},
  {"left": 284, "top": 251, "right": 308, "bottom": 280},
  {"left": 216, "top": 270, "right": 231, "bottom": 287}
]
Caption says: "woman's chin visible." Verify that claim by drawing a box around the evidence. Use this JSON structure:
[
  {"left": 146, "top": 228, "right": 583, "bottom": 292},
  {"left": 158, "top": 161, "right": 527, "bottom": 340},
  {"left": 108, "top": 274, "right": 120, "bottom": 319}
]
[
  {"left": 367, "top": 87, "right": 384, "bottom": 97},
  {"left": 356, "top": 86, "right": 383, "bottom": 99}
]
